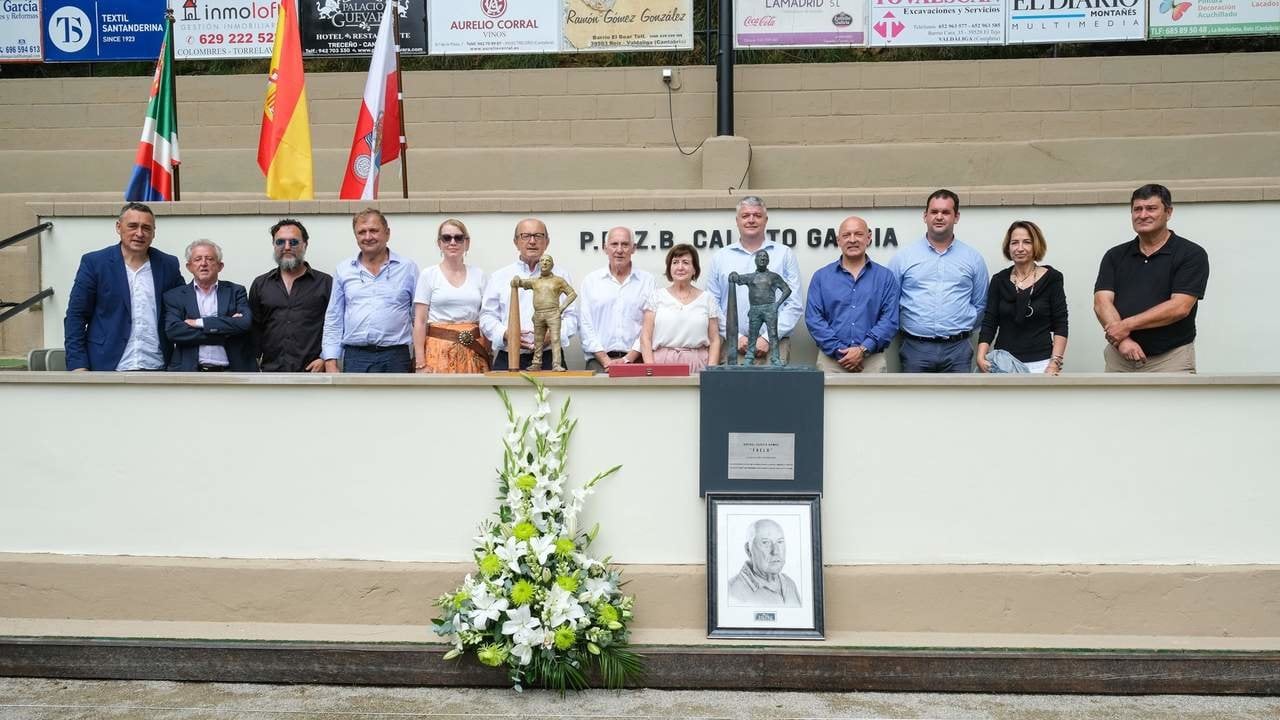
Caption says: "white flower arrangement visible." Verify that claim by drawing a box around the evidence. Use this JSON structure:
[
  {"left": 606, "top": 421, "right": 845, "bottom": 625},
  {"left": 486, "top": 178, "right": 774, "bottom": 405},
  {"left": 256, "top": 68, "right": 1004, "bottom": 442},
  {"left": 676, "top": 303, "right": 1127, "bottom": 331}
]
[{"left": 433, "top": 376, "right": 643, "bottom": 692}]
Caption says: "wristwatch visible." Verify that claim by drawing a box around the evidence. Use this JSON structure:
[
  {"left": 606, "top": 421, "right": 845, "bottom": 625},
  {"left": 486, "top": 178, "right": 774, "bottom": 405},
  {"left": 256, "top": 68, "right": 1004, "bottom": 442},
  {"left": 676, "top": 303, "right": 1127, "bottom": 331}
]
[{"left": 858, "top": 344, "right": 871, "bottom": 355}]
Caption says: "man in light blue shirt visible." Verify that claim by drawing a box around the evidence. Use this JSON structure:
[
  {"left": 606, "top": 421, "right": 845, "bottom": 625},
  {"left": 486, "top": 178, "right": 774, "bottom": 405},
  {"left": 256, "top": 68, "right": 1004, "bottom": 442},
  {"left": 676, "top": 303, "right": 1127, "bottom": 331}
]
[
  {"left": 322, "top": 208, "right": 419, "bottom": 373},
  {"left": 706, "top": 196, "right": 802, "bottom": 364},
  {"left": 888, "top": 190, "right": 988, "bottom": 373}
]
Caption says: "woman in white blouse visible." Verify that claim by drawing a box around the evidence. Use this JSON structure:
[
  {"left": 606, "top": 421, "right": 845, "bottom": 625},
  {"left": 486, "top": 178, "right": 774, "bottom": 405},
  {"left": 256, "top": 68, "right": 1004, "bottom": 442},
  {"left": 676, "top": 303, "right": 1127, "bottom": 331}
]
[
  {"left": 640, "top": 243, "right": 721, "bottom": 372},
  {"left": 412, "top": 219, "right": 490, "bottom": 373}
]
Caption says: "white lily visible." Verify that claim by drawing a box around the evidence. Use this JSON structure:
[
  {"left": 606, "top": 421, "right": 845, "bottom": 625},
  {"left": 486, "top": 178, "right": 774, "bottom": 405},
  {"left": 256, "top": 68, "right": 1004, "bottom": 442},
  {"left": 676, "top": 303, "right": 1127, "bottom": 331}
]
[
  {"left": 579, "top": 577, "right": 614, "bottom": 604},
  {"left": 531, "top": 492, "right": 559, "bottom": 517},
  {"left": 494, "top": 536, "right": 526, "bottom": 574},
  {"left": 467, "top": 587, "right": 510, "bottom": 631},
  {"left": 527, "top": 534, "right": 556, "bottom": 566},
  {"left": 511, "top": 642, "right": 533, "bottom": 665},
  {"left": 546, "top": 584, "right": 587, "bottom": 628},
  {"left": 501, "top": 604, "right": 540, "bottom": 638}
]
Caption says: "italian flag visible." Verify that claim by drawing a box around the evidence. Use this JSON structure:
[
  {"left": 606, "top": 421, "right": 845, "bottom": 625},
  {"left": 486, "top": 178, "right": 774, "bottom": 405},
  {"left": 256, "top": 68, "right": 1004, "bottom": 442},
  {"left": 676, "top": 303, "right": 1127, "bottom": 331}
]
[
  {"left": 124, "top": 16, "right": 179, "bottom": 202},
  {"left": 339, "top": 0, "right": 401, "bottom": 200}
]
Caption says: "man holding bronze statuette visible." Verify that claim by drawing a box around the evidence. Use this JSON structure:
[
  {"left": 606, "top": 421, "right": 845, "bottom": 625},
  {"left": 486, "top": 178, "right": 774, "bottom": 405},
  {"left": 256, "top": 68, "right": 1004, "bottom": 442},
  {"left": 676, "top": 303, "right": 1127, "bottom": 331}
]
[
  {"left": 480, "top": 218, "right": 580, "bottom": 371},
  {"left": 706, "top": 196, "right": 802, "bottom": 365}
]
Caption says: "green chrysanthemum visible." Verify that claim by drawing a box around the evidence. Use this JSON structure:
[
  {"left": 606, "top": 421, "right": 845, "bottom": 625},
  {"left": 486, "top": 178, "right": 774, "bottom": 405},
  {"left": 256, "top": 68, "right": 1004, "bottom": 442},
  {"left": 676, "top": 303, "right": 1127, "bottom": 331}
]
[
  {"left": 555, "top": 575, "right": 579, "bottom": 592},
  {"left": 514, "top": 474, "right": 537, "bottom": 492},
  {"left": 554, "top": 626, "right": 576, "bottom": 651},
  {"left": 554, "top": 538, "right": 575, "bottom": 557},
  {"left": 512, "top": 521, "right": 536, "bottom": 540},
  {"left": 510, "top": 579, "right": 536, "bottom": 606},
  {"left": 478, "top": 553, "right": 502, "bottom": 578},
  {"left": 451, "top": 590, "right": 469, "bottom": 609},
  {"left": 476, "top": 643, "right": 509, "bottom": 667},
  {"left": 597, "top": 604, "right": 619, "bottom": 624}
]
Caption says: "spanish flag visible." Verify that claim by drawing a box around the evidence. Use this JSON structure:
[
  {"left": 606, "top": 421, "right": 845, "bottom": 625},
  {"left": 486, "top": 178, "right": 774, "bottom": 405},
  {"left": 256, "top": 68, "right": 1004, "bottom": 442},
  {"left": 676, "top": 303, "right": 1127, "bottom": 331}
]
[{"left": 258, "top": 0, "right": 313, "bottom": 200}]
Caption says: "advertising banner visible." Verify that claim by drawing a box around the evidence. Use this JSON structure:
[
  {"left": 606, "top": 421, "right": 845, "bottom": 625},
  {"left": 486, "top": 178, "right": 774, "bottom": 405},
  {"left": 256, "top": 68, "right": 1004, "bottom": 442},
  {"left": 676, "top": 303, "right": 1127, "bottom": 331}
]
[
  {"left": 734, "top": 0, "right": 866, "bottom": 48},
  {"left": 427, "top": 0, "right": 557, "bottom": 55},
  {"left": 1148, "top": 0, "right": 1279, "bottom": 37},
  {"left": 172, "top": 0, "right": 278, "bottom": 59},
  {"left": 868, "top": 0, "right": 1003, "bottom": 46},
  {"left": 301, "top": 0, "right": 425, "bottom": 57},
  {"left": 41, "top": 0, "right": 165, "bottom": 61},
  {"left": 1006, "top": 0, "right": 1145, "bottom": 42},
  {"left": 561, "top": 0, "right": 694, "bottom": 52},
  {"left": 1, "top": 0, "right": 42, "bottom": 61}
]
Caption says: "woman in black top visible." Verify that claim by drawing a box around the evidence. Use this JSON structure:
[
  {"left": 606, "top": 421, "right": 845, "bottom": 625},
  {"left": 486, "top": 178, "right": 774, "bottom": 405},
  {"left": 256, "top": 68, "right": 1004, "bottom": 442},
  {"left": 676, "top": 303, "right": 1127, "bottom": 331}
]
[{"left": 976, "top": 221, "right": 1069, "bottom": 374}]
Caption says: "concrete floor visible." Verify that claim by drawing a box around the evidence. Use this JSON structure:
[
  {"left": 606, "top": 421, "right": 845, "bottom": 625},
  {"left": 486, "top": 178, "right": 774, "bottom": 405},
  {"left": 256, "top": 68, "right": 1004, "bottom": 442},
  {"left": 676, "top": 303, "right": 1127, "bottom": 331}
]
[{"left": 0, "top": 679, "right": 1277, "bottom": 720}]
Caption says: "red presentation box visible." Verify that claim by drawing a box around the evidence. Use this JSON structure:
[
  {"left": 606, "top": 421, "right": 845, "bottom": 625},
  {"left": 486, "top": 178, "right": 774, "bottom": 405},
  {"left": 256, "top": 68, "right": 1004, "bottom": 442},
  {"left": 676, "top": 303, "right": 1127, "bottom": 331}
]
[{"left": 606, "top": 363, "right": 690, "bottom": 378}]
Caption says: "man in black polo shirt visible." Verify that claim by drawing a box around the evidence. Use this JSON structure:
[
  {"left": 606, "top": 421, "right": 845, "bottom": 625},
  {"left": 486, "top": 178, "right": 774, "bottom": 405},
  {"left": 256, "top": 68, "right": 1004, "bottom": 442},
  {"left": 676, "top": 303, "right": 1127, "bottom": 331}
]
[
  {"left": 1093, "top": 184, "right": 1209, "bottom": 373},
  {"left": 249, "top": 218, "right": 333, "bottom": 372}
]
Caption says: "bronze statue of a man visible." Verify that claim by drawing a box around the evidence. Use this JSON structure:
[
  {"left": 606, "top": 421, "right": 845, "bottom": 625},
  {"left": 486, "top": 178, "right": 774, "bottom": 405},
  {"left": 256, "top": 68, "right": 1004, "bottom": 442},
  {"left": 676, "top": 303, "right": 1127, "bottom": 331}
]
[
  {"left": 727, "top": 250, "right": 791, "bottom": 366},
  {"left": 511, "top": 255, "right": 577, "bottom": 371}
]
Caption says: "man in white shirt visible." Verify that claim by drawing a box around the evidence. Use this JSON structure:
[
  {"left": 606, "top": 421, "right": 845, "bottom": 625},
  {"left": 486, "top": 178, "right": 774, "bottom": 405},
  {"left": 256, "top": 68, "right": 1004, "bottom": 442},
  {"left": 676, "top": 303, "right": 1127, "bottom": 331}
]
[
  {"left": 479, "top": 218, "right": 580, "bottom": 370},
  {"left": 706, "top": 196, "right": 803, "bottom": 364},
  {"left": 162, "top": 240, "right": 255, "bottom": 371},
  {"left": 578, "top": 227, "right": 655, "bottom": 372}
]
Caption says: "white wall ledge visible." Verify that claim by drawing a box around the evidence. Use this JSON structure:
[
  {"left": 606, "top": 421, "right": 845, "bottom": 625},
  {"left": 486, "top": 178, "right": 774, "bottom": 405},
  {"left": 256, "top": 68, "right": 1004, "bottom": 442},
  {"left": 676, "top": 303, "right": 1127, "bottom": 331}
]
[{"left": 3, "top": 371, "right": 1279, "bottom": 388}]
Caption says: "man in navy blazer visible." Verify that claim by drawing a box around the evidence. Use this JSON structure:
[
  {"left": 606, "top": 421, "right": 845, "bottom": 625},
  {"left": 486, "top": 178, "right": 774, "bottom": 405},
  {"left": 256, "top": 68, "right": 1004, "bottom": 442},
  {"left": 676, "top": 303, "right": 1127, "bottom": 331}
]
[
  {"left": 163, "top": 240, "right": 257, "bottom": 372},
  {"left": 64, "top": 203, "right": 185, "bottom": 371}
]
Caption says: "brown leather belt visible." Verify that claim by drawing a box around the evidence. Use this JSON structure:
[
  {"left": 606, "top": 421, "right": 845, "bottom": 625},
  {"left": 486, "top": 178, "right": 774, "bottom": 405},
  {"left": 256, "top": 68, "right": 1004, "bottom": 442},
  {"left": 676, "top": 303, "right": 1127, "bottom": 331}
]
[{"left": 426, "top": 325, "right": 491, "bottom": 362}]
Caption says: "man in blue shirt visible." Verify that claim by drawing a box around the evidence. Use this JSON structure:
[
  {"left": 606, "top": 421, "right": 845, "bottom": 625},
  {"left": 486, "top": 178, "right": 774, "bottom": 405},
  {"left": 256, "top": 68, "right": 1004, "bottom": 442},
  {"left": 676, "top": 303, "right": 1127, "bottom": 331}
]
[
  {"left": 888, "top": 190, "right": 988, "bottom": 373},
  {"left": 706, "top": 196, "right": 803, "bottom": 364},
  {"left": 322, "top": 208, "right": 420, "bottom": 373},
  {"left": 805, "top": 216, "right": 900, "bottom": 373}
]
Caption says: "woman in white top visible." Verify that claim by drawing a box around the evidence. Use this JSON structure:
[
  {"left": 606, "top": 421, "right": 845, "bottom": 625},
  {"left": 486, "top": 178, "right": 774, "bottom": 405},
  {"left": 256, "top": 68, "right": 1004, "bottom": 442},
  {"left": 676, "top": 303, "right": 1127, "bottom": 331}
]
[
  {"left": 640, "top": 243, "right": 721, "bottom": 372},
  {"left": 412, "top": 218, "right": 490, "bottom": 373}
]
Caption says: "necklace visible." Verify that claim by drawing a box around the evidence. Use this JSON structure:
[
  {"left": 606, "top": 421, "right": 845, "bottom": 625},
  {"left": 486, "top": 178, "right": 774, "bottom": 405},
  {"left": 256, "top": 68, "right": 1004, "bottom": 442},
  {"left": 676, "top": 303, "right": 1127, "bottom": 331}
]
[{"left": 1012, "top": 265, "right": 1037, "bottom": 291}]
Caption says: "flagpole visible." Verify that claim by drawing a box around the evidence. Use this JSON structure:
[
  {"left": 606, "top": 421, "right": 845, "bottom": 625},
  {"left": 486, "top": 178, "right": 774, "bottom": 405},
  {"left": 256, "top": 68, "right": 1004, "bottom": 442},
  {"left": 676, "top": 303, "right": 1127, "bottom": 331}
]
[
  {"left": 390, "top": 0, "right": 408, "bottom": 199},
  {"left": 166, "top": 8, "right": 181, "bottom": 201}
]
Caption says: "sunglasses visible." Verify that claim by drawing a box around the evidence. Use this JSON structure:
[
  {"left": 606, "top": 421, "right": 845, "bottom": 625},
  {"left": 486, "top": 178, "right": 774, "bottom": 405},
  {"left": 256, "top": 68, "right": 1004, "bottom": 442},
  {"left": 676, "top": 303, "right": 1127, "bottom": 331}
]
[
  {"left": 274, "top": 238, "right": 303, "bottom": 248},
  {"left": 440, "top": 234, "right": 468, "bottom": 244}
]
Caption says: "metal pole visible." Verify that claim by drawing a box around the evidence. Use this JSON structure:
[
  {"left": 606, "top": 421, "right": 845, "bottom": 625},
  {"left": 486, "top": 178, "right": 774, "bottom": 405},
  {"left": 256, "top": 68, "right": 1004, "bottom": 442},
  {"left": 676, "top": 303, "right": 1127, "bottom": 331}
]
[
  {"left": 391, "top": 2, "right": 409, "bottom": 199},
  {"left": 716, "top": 0, "right": 733, "bottom": 136},
  {"left": 166, "top": 9, "right": 181, "bottom": 201}
]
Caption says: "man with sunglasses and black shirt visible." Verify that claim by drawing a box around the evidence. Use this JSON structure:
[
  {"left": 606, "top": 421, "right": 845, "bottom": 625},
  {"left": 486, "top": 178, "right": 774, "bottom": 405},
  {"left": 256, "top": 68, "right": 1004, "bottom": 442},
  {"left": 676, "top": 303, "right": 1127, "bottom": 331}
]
[{"left": 248, "top": 218, "right": 333, "bottom": 372}]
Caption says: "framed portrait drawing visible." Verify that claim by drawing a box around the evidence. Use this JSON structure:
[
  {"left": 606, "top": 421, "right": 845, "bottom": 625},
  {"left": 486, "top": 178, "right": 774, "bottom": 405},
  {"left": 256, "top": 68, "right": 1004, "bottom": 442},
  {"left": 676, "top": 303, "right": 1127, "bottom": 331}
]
[{"left": 707, "top": 493, "right": 823, "bottom": 639}]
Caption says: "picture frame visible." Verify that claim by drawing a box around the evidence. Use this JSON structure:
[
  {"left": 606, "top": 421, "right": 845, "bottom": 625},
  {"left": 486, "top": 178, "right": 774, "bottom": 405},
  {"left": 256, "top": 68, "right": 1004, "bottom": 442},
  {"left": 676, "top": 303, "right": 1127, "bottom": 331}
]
[{"left": 706, "top": 493, "right": 824, "bottom": 639}]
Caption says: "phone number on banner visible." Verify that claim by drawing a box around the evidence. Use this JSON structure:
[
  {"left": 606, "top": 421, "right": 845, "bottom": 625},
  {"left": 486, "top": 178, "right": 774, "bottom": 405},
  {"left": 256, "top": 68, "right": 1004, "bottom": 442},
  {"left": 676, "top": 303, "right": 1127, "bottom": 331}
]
[{"left": 175, "top": 30, "right": 274, "bottom": 58}]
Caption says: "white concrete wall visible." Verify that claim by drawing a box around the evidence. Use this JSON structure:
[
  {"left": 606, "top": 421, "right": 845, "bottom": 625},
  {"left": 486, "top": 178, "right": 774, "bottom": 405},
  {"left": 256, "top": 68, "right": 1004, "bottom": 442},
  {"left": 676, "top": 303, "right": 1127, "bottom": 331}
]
[
  {"left": 38, "top": 201, "right": 1278, "bottom": 372},
  {"left": 1, "top": 375, "right": 1277, "bottom": 565}
]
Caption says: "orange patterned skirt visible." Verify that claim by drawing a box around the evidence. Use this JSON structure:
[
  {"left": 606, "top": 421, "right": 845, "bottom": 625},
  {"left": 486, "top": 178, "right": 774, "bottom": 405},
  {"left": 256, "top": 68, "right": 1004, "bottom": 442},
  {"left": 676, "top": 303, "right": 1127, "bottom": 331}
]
[{"left": 423, "top": 322, "right": 491, "bottom": 373}]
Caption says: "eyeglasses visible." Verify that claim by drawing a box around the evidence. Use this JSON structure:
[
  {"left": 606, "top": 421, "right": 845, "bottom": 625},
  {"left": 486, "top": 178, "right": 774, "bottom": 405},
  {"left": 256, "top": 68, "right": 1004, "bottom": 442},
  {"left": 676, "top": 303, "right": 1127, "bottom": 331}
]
[
  {"left": 517, "top": 232, "right": 548, "bottom": 241},
  {"left": 274, "top": 238, "right": 302, "bottom": 248},
  {"left": 440, "top": 234, "right": 468, "bottom": 244}
]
